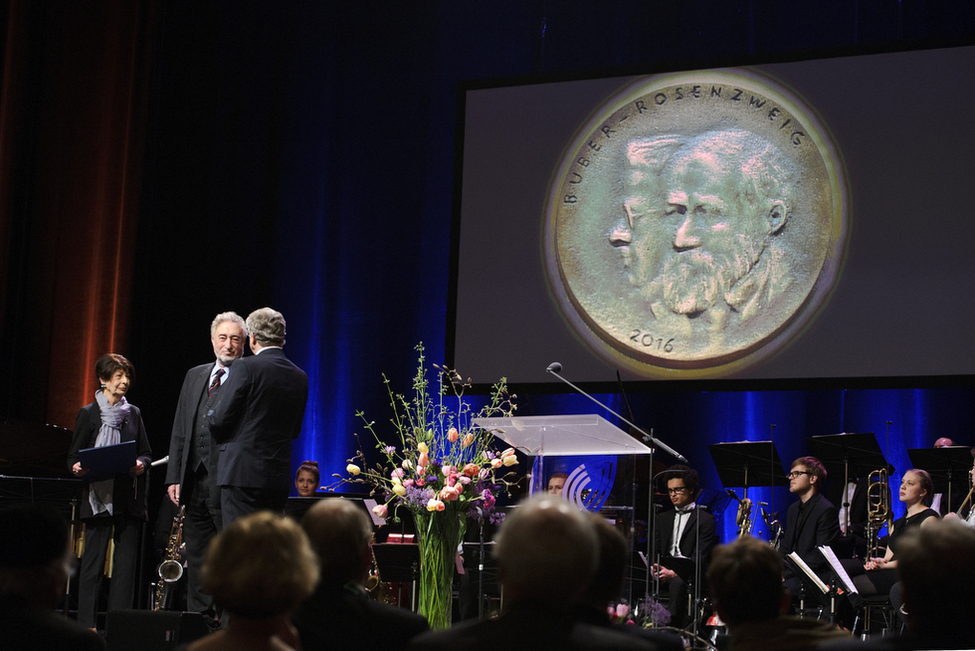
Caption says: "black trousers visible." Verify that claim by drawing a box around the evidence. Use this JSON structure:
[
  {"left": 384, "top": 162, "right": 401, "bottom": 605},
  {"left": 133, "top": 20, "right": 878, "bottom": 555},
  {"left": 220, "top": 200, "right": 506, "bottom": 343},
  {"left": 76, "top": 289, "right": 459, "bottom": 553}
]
[
  {"left": 77, "top": 515, "right": 142, "bottom": 628},
  {"left": 182, "top": 466, "right": 222, "bottom": 614},
  {"left": 220, "top": 485, "right": 288, "bottom": 528}
]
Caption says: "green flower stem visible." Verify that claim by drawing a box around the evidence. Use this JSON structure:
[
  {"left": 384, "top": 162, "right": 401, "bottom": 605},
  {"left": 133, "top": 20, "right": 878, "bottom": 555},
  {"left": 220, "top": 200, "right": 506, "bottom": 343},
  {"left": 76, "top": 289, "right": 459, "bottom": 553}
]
[{"left": 415, "top": 510, "right": 466, "bottom": 630}]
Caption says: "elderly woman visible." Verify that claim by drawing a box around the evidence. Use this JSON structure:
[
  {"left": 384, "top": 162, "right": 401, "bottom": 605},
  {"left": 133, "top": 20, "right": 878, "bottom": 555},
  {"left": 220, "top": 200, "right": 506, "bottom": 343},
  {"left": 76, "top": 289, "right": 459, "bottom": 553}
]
[
  {"left": 187, "top": 511, "right": 319, "bottom": 651},
  {"left": 66, "top": 353, "right": 152, "bottom": 629}
]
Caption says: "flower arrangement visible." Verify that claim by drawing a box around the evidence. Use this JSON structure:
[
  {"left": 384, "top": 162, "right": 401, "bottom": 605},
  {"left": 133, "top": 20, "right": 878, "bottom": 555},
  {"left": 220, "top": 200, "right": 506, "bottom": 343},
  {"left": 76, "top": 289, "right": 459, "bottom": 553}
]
[
  {"left": 332, "top": 343, "right": 520, "bottom": 629},
  {"left": 336, "top": 343, "right": 519, "bottom": 525},
  {"left": 635, "top": 596, "right": 671, "bottom": 628}
]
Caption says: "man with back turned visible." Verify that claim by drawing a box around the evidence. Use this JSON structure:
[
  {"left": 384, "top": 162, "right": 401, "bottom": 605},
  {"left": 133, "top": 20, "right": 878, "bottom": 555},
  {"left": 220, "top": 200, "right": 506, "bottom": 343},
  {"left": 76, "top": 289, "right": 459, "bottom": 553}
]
[{"left": 208, "top": 307, "right": 309, "bottom": 526}]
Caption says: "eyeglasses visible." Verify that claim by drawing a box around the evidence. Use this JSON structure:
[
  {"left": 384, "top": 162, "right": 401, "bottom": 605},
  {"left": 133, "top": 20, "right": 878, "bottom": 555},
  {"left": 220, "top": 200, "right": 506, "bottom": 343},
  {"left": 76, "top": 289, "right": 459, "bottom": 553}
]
[
  {"left": 788, "top": 470, "right": 810, "bottom": 479},
  {"left": 667, "top": 487, "right": 690, "bottom": 494}
]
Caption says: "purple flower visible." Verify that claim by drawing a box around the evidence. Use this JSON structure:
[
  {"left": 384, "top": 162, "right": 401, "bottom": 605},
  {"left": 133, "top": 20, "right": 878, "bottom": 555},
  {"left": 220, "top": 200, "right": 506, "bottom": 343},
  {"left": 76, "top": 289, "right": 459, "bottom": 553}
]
[
  {"left": 403, "top": 485, "right": 434, "bottom": 510},
  {"left": 481, "top": 488, "right": 496, "bottom": 511},
  {"left": 384, "top": 445, "right": 396, "bottom": 455}
]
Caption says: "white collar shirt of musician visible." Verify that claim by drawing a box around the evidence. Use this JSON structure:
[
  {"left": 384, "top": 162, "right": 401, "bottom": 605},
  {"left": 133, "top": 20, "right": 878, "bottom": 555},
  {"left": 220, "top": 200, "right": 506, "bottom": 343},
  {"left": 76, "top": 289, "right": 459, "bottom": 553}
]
[{"left": 671, "top": 502, "right": 697, "bottom": 557}]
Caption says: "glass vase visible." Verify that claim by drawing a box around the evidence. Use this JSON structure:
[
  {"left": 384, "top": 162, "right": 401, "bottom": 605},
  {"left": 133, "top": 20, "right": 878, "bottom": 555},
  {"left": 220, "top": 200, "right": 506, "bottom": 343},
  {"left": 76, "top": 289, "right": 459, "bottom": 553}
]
[{"left": 414, "top": 509, "right": 465, "bottom": 630}]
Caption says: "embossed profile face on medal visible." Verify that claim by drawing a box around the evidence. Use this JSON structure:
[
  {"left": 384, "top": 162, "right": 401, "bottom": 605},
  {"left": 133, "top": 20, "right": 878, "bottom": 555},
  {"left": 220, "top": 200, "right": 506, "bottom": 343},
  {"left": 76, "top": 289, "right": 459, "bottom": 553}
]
[
  {"left": 450, "top": 46, "right": 975, "bottom": 384},
  {"left": 544, "top": 72, "right": 845, "bottom": 377}
]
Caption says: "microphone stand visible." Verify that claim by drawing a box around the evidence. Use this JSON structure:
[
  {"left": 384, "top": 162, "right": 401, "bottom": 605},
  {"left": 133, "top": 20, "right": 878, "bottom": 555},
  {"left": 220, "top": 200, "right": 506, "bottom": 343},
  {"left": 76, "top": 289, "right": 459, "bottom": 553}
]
[
  {"left": 545, "top": 366, "right": 687, "bottom": 463},
  {"left": 546, "top": 364, "right": 688, "bottom": 622}
]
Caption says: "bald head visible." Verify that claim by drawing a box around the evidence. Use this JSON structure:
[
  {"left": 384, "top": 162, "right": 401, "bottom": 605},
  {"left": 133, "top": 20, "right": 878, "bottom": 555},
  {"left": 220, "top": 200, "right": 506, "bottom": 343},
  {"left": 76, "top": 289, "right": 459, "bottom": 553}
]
[{"left": 494, "top": 494, "right": 597, "bottom": 603}]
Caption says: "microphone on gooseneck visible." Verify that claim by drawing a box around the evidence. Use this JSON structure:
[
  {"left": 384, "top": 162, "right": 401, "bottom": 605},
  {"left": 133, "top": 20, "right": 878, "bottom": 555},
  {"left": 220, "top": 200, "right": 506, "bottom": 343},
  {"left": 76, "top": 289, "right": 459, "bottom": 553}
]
[{"left": 544, "top": 361, "right": 687, "bottom": 463}]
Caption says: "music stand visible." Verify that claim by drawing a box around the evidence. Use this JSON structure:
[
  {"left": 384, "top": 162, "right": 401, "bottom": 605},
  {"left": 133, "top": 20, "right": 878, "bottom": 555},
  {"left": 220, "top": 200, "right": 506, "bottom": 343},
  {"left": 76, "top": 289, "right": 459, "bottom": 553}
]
[
  {"left": 372, "top": 543, "right": 421, "bottom": 611},
  {"left": 707, "top": 441, "right": 789, "bottom": 494},
  {"left": 807, "top": 432, "right": 891, "bottom": 534},
  {"left": 907, "top": 446, "right": 973, "bottom": 511}
]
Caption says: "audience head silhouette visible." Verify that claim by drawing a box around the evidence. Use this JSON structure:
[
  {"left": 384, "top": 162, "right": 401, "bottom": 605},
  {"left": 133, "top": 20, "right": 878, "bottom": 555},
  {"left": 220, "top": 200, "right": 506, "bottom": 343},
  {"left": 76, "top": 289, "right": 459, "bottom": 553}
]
[
  {"left": 201, "top": 510, "right": 318, "bottom": 620},
  {"left": 0, "top": 502, "right": 72, "bottom": 609},
  {"left": 301, "top": 498, "right": 373, "bottom": 587},
  {"left": 707, "top": 535, "right": 786, "bottom": 627},
  {"left": 494, "top": 494, "right": 597, "bottom": 604},
  {"left": 897, "top": 519, "right": 975, "bottom": 639}
]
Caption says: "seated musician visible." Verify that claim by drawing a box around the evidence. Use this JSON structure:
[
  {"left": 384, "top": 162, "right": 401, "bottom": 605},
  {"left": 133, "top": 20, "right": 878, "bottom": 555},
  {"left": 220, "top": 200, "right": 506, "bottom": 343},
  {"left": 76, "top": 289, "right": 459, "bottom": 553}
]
[
  {"left": 851, "top": 468, "right": 938, "bottom": 598},
  {"left": 651, "top": 465, "right": 717, "bottom": 628},
  {"left": 780, "top": 457, "right": 839, "bottom": 598},
  {"left": 943, "top": 446, "right": 975, "bottom": 528}
]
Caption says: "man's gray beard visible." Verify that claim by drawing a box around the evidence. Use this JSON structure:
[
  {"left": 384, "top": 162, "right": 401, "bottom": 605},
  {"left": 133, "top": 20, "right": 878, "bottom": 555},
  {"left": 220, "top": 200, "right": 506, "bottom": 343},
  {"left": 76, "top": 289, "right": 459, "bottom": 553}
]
[
  {"left": 654, "top": 244, "right": 762, "bottom": 316},
  {"left": 217, "top": 353, "right": 241, "bottom": 366}
]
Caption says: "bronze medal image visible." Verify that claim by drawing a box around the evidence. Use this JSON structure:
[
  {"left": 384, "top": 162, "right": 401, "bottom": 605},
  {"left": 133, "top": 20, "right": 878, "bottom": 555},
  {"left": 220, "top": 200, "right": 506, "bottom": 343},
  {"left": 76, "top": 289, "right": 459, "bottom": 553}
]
[{"left": 544, "top": 70, "right": 848, "bottom": 378}]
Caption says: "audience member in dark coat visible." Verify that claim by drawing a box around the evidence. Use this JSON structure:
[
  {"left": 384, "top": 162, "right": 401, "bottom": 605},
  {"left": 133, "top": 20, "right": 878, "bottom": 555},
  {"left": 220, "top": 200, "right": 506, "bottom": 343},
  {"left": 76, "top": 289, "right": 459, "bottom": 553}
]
[
  {"left": 294, "top": 498, "right": 429, "bottom": 650},
  {"left": 822, "top": 519, "right": 975, "bottom": 651},
  {"left": 0, "top": 502, "right": 105, "bottom": 650},
  {"left": 409, "top": 495, "right": 659, "bottom": 651},
  {"left": 573, "top": 513, "right": 684, "bottom": 651},
  {"left": 708, "top": 536, "right": 849, "bottom": 651}
]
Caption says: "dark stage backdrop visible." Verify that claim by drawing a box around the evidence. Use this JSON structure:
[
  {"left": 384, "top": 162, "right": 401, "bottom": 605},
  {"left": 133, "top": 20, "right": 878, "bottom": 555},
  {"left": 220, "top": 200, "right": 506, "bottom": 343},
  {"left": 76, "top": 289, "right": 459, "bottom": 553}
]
[{"left": 2, "top": 1, "right": 975, "bottom": 541}]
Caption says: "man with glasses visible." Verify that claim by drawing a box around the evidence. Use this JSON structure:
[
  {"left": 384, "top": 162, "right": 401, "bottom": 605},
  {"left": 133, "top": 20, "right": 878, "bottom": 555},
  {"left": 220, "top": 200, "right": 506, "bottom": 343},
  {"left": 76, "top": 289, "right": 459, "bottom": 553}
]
[
  {"left": 781, "top": 457, "right": 840, "bottom": 596},
  {"left": 651, "top": 465, "right": 717, "bottom": 628}
]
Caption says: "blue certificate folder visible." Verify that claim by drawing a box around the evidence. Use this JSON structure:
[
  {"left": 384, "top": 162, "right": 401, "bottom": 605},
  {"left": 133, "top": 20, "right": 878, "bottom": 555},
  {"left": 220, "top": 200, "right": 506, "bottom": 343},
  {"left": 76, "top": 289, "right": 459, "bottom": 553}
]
[{"left": 79, "top": 440, "right": 136, "bottom": 482}]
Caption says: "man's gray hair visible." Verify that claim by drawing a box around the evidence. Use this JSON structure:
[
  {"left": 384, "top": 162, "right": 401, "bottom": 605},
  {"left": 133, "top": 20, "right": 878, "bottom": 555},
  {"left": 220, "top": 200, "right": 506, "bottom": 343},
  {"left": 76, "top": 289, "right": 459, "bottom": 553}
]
[
  {"left": 246, "top": 307, "right": 287, "bottom": 346},
  {"left": 210, "top": 311, "right": 248, "bottom": 338},
  {"left": 494, "top": 494, "right": 598, "bottom": 603}
]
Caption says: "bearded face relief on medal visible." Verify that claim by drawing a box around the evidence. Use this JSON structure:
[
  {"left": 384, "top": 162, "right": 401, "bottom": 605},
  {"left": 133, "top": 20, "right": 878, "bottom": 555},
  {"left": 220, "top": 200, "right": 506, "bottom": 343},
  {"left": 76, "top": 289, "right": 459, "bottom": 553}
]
[{"left": 544, "top": 71, "right": 846, "bottom": 378}]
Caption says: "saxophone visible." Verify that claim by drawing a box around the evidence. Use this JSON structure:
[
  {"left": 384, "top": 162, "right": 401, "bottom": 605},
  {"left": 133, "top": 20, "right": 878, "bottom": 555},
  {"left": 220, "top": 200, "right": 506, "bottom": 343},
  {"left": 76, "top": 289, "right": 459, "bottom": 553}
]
[{"left": 154, "top": 506, "right": 185, "bottom": 611}]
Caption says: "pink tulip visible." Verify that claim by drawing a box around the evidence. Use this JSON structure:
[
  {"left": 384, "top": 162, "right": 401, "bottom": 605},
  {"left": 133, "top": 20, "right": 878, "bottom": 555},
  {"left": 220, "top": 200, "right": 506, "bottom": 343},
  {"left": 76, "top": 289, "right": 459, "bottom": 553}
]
[
  {"left": 501, "top": 447, "right": 515, "bottom": 458},
  {"left": 448, "top": 427, "right": 459, "bottom": 443},
  {"left": 391, "top": 468, "right": 405, "bottom": 480},
  {"left": 418, "top": 452, "right": 429, "bottom": 467},
  {"left": 462, "top": 433, "right": 474, "bottom": 448},
  {"left": 491, "top": 459, "right": 502, "bottom": 469},
  {"left": 462, "top": 463, "right": 480, "bottom": 477},
  {"left": 373, "top": 504, "right": 388, "bottom": 519}
]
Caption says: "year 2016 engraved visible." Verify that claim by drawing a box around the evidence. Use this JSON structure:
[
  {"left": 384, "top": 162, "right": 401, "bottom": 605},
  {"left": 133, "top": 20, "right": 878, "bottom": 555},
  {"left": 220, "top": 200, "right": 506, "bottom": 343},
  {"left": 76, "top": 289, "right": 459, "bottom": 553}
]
[{"left": 630, "top": 330, "right": 675, "bottom": 353}]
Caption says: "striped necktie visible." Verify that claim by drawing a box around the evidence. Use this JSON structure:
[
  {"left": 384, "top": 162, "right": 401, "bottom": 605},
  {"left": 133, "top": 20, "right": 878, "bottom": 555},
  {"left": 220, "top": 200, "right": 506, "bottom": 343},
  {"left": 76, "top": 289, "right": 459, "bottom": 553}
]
[{"left": 208, "top": 369, "right": 225, "bottom": 398}]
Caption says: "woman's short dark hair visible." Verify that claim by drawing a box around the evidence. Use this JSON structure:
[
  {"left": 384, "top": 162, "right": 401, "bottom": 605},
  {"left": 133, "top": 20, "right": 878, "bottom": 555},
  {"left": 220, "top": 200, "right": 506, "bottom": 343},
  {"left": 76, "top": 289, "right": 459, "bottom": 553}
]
[{"left": 95, "top": 353, "right": 134, "bottom": 383}]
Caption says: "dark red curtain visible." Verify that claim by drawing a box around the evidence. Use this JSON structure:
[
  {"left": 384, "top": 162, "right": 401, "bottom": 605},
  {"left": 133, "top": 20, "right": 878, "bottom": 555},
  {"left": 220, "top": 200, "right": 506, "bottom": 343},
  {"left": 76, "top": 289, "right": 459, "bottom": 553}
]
[{"left": 0, "top": 1, "right": 155, "bottom": 429}]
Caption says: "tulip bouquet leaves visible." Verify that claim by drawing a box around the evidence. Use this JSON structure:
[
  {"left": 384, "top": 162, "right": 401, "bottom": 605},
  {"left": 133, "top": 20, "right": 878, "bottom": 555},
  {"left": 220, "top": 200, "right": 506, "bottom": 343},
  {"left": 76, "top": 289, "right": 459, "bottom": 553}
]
[{"left": 335, "top": 343, "right": 520, "bottom": 525}]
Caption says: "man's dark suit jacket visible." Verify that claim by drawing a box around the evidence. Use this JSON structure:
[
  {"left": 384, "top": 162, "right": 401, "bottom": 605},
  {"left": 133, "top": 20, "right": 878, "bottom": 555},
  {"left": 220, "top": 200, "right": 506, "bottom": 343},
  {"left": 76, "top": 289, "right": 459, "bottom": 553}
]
[
  {"left": 408, "top": 599, "right": 660, "bottom": 651},
  {"left": 293, "top": 584, "right": 429, "bottom": 651},
  {"left": 208, "top": 347, "right": 308, "bottom": 495},
  {"left": 781, "top": 491, "right": 840, "bottom": 576},
  {"left": 165, "top": 362, "right": 217, "bottom": 491},
  {"left": 653, "top": 506, "right": 718, "bottom": 574}
]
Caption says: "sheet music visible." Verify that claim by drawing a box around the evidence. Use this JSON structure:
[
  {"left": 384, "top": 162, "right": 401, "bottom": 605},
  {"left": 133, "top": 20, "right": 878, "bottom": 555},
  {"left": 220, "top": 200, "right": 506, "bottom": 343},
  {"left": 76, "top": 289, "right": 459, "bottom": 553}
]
[
  {"left": 817, "top": 545, "right": 859, "bottom": 594},
  {"left": 787, "top": 551, "right": 829, "bottom": 594}
]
